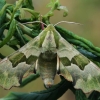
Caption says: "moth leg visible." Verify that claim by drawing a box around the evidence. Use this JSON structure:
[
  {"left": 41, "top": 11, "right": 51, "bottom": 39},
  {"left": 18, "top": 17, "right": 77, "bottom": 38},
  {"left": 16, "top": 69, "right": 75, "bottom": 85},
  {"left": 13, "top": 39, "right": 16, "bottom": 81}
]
[
  {"left": 33, "top": 59, "right": 38, "bottom": 74},
  {"left": 57, "top": 55, "right": 60, "bottom": 74}
]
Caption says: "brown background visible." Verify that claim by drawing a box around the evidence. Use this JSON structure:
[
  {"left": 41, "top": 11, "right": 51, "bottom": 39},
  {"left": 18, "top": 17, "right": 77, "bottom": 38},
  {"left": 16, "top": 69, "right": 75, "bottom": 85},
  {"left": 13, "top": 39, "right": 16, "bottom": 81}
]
[{"left": 0, "top": 0, "right": 100, "bottom": 100}]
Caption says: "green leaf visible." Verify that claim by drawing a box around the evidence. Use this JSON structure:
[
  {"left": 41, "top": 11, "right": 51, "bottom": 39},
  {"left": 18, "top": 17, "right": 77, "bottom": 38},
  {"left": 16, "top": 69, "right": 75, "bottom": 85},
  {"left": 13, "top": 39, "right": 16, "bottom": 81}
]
[
  {"left": 0, "top": 79, "right": 71, "bottom": 100},
  {"left": 88, "top": 91, "right": 100, "bottom": 100},
  {"left": 77, "top": 47, "right": 100, "bottom": 67},
  {"left": 0, "top": 0, "right": 6, "bottom": 10},
  {"left": 47, "top": 0, "right": 57, "bottom": 8},
  {"left": 77, "top": 47, "right": 100, "bottom": 62},
  {"left": 0, "top": 3, "right": 12, "bottom": 27},
  {"left": 8, "top": 38, "right": 20, "bottom": 46},
  {"left": 10, "top": 0, "right": 24, "bottom": 21},
  {"left": 0, "top": 23, "right": 8, "bottom": 38},
  {"left": 23, "top": 0, "right": 34, "bottom": 9},
  {"left": 0, "top": 19, "right": 16, "bottom": 48},
  {"left": 19, "top": 8, "right": 26, "bottom": 20},
  {"left": 22, "top": 8, "right": 39, "bottom": 20},
  {"left": 16, "top": 26, "right": 26, "bottom": 45},
  {"left": 0, "top": 1, "right": 6, "bottom": 27},
  {"left": 43, "top": 0, "right": 68, "bottom": 23},
  {"left": 75, "top": 90, "right": 88, "bottom": 100},
  {"left": 57, "top": 5, "right": 68, "bottom": 17},
  {"left": 20, "top": 74, "right": 40, "bottom": 87}
]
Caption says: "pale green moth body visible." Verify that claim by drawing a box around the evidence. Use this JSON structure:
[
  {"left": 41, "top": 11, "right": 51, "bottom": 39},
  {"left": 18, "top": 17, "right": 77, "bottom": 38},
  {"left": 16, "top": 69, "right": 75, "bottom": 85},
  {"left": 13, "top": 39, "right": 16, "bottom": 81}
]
[{"left": 0, "top": 24, "right": 100, "bottom": 93}]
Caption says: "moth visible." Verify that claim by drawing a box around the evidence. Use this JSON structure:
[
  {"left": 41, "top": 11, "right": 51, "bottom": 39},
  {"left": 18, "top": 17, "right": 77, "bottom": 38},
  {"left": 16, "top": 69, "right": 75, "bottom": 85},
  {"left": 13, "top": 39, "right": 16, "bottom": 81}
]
[{"left": 0, "top": 24, "right": 100, "bottom": 93}]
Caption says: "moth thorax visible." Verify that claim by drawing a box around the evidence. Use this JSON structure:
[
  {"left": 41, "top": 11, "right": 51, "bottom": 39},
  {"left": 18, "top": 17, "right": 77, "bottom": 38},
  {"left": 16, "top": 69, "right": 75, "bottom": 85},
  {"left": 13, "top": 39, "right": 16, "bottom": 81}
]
[
  {"left": 39, "top": 47, "right": 57, "bottom": 61},
  {"left": 42, "top": 31, "right": 56, "bottom": 49}
]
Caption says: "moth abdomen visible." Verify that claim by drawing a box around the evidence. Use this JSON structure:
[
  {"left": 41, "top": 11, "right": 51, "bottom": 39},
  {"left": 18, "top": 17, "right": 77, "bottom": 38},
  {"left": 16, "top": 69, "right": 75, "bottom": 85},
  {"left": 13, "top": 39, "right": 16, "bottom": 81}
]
[{"left": 38, "top": 52, "right": 57, "bottom": 88}]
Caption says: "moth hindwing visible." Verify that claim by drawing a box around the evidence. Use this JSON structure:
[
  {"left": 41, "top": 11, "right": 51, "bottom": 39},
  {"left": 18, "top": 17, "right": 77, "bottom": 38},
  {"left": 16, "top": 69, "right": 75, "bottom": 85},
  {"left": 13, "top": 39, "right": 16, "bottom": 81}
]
[{"left": 0, "top": 24, "right": 100, "bottom": 93}]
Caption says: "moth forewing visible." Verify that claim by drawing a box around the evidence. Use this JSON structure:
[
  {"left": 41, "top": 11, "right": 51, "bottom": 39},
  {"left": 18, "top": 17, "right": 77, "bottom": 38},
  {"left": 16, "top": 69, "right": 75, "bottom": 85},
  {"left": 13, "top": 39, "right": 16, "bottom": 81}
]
[
  {"left": 0, "top": 24, "right": 59, "bottom": 89},
  {"left": 0, "top": 32, "right": 41, "bottom": 89},
  {"left": 56, "top": 31, "right": 100, "bottom": 93},
  {"left": 59, "top": 61, "right": 73, "bottom": 82},
  {"left": 57, "top": 37, "right": 80, "bottom": 61},
  {"left": 0, "top": 57, "right": 30, "bottom": 89},
  {"left": 19, "top": 37, "right": 41, "bottom": 58},
  {"left": 66, "top": 62, "right": 100, "bottom": 93}
]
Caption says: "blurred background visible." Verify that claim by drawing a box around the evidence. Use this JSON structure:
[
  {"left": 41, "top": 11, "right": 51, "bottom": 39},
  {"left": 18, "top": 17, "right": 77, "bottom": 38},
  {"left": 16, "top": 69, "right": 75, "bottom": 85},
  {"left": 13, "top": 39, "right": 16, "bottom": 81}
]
[{"left": 0, "top": 0, "right": 100, "bottom": 100}]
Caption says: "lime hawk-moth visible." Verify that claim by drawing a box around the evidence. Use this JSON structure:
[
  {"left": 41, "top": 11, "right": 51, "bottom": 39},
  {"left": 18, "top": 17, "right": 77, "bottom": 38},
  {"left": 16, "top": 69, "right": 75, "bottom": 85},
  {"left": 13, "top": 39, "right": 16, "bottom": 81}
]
[{"left": 0, "top": 24, "right": 100, "bottom": 93}]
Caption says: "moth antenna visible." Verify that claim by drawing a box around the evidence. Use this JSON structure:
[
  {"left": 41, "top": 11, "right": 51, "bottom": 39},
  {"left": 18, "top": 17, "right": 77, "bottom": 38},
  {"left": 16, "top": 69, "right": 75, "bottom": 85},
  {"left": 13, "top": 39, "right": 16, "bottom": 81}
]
[
  {"left": 54, "top": 21, "right": 83, "bottom": 26},
  {"left": 23, "top": 21, "right": 47, "bottom": 26},
  {"left": 57, "top": 56, "right": 60, "bottom": 74},
  {"left": 39, "top": 15, "right": 45, "bottom": 30}
]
